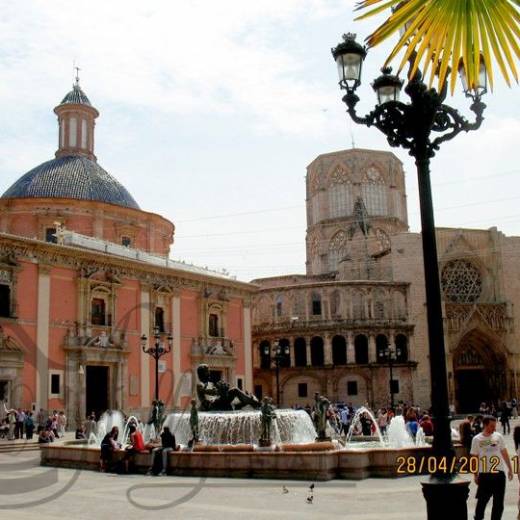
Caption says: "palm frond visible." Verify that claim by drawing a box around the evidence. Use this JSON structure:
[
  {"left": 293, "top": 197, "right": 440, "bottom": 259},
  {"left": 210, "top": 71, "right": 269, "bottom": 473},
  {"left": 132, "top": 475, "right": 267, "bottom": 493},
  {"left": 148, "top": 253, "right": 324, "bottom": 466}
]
[{"left": 355, "top": 0, "right": 520, "bottom": 93}]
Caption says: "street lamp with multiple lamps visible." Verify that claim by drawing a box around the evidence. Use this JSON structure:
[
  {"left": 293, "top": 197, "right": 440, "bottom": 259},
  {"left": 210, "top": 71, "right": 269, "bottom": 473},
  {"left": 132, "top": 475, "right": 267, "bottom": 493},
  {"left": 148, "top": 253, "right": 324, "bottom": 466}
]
[
  {"left": 263, "top": 340, "right": 290, "bottom": 407},
  {"left": 140, "top": 326, "right": 173, "bottom": 402},
  {"left": 331, "top": 32, "right": 487, "bottom": 519},
  {"left": 378, "top": 344, "right": 401, "bottom": 411}
]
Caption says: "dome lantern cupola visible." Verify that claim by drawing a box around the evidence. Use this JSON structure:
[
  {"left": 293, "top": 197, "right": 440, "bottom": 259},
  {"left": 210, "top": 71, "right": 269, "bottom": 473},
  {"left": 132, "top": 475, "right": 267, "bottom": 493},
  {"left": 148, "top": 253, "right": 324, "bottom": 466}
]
[{"left": 54, "top": 70, "right": 99, "bottom": 162}]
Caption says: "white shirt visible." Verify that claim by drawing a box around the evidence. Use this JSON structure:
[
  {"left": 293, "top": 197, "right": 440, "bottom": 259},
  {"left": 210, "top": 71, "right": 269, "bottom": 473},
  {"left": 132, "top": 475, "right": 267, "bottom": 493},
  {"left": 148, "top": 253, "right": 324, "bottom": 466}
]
[{"left": 470, "top": 431, "right": 507, "bottom": 474}]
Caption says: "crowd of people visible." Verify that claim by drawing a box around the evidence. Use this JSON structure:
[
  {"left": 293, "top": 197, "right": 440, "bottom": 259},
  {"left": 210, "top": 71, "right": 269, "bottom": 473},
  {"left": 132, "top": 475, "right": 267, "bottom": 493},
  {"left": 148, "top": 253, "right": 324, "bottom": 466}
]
[
  {"left": 0, "top": 406, "right": 67, "bottom": 442},
  {"left": 294, "top": 400, "right": 434, "bottom": 440}
]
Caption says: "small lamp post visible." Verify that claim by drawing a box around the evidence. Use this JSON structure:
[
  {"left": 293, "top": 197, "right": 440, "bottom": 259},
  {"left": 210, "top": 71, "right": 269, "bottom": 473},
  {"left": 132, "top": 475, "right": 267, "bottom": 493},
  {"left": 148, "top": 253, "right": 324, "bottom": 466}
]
[
  {"left": 332, "top": 31, "right": 487, "bottom": 520},
  {"left": 264, "top": 340, "right": 290, "bottom": 407},
  {"left": 141, "top": 326, "right": 173, "bottom": 402},
  {"left": 378, "top": 344, "right": 401, "bottom": 410}
]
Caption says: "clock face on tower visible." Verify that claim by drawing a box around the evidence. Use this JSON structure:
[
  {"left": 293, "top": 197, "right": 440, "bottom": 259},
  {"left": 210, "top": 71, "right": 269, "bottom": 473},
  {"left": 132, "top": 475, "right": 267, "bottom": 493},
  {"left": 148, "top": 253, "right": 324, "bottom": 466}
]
[{"left": 366, "top": 167, "right": 380, "bottom": 182}]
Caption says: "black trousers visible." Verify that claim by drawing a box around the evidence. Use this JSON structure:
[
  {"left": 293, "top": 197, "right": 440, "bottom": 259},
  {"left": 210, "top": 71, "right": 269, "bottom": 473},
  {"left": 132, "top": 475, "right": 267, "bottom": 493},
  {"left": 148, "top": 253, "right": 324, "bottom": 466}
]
[{"left": 474, "top": 471, "right": 506, "bottom": 520}]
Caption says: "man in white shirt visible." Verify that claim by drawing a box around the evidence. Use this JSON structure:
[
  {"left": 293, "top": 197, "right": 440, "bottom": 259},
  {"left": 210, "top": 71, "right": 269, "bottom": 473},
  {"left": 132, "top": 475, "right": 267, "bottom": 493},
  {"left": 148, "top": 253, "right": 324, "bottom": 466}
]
[{"left": 470, "top": 415, "right": 513, "bottom": 520}]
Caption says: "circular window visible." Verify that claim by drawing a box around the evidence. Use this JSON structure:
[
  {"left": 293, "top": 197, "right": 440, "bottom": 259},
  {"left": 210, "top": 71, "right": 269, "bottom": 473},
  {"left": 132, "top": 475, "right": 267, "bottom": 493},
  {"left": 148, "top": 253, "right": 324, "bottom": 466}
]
[{"left": 441, "top": 260, "right": 482, "bottom": 303}]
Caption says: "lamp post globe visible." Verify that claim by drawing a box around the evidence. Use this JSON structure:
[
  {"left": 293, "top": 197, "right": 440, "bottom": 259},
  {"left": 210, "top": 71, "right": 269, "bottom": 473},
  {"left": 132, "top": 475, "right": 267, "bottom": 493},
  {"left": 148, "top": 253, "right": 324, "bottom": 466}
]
[
  {"left": 331, "top": 33, "right": 367, "bottom": 91},
  {"left": 372, "top": 67, "right": 404, "bottom": 104}
]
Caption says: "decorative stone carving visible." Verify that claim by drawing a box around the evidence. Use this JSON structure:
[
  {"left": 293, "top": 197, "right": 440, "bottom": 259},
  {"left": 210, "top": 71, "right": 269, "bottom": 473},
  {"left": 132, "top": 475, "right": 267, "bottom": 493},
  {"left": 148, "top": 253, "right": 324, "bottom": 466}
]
[
  {"left": 330, "top": 164, "right": 350, "bottom": 185},
  {"left": 441, "top": 260, "right": 482, "bottom": 303}
]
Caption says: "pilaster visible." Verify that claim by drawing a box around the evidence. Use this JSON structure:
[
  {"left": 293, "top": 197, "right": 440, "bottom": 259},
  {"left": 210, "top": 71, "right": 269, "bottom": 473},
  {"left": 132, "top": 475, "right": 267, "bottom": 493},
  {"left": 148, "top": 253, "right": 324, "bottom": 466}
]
[{"left": 36, "top": 263, "right": 51, "bottom": 410}]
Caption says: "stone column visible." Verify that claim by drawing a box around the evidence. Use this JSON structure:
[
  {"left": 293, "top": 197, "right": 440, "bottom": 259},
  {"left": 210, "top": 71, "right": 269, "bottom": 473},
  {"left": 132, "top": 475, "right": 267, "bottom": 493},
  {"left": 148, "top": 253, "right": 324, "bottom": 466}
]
[
  {"left": 172, "top": 292, "right": 182, "bottom": 407},
  {"left": 289, "top": 338, "right": 295, "bottom": 368},
  {"left": 243, "top": 305, "right": 253, "bottom": 391},
  {"left": 140, "top": 286, "right": 151, "bottom": 408},
  {"left": 347, "top": 332, "right": 355, "bottom": 364},
  {"left": 306, "top": 337, "right": 312, "bottom": 366},
  {"left": 324, "top": 335, "right": 332, "bottom": 365},
  {"left": 368, "top": 334, "right": 377, "bottom": 363},
  {"left": 36, "top": 264, "right": 51, "bottom": 411}
]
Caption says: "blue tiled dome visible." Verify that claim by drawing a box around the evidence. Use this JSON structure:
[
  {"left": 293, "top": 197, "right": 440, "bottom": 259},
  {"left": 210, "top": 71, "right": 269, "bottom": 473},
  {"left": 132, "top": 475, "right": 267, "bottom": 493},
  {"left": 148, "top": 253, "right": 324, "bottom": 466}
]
[
  {"left": 60, "top": 84, "right": 92, "bottom": 106},
  {"left": 2, "top": 156, "right": 139, "bottom": 209}
]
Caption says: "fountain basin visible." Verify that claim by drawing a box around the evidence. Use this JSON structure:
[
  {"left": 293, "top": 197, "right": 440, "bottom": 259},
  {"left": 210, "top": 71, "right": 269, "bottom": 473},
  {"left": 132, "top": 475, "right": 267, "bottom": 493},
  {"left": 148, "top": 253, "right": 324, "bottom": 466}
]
[{"left": 40, "top": 442, "right": 465, "bottom": 480}]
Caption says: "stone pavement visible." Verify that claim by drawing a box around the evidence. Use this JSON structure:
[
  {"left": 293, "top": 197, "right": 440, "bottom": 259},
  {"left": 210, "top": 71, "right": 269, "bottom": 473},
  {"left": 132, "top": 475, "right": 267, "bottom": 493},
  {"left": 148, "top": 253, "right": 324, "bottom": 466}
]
[{"left": 0, "top": 422, "right": 519, "bottom": 519}]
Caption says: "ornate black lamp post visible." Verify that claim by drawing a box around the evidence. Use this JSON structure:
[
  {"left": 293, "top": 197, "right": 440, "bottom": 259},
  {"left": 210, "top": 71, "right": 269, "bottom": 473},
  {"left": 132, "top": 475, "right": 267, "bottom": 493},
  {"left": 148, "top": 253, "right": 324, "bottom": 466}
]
[
  {"left": 332, "top": 33, "right": 487, "bottom": 519},
  {"left": 140, "top": 326, "right": 173, "bottom": 402},
  {"left": 264, "top": 340, "right": 290, "bottom": 407},
  {"left": 378, "top": 343, "right": 401, "bottom": 410}
]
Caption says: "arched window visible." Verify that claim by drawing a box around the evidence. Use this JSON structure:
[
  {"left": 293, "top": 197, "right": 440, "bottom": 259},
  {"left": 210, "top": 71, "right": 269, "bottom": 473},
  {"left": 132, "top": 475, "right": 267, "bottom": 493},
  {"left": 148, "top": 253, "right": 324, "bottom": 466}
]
[
  {"left": 395, "top": 334, "right": 408, "bottom": 362},
  {"left": 310, "top": 337, "right": 324, "bottom": 366},
  {"left": 0, "top": 285, "right": 10, "bottom": 317},
  {"left": 353, "top": 291, "right": 364, "bottom": 320},
  {"left": 293, "top": 292, "right": 305, "bottom": 317},
  {"left": 155, "top": 307, "right": 165, "bottom": 333},
  {"left": 279, "top": 338, "right": 291, "bottom": 367},
  {"left": 374, "top": 289, "right": 386, "bottom": 320},
  {"left": 328, "top": 231, "right": 347, "bottom": 272},
  {"left": 208, "top": 313, "right": 219, "bottom": 337},
  {"left": 376, "top": 334, "right": 389, "bottom": 362},
  {"left": 311, "top": 292, "right": 322, "bottom": 316},
  {"left": 275, "top": 295, "right": 283, "bottom": 318},
  {"left": 259, "top": 340, "right": 271, "bottom": 369},
  {"left": 69, "top": 117, "right": 77, "bottom": 147},
  {"left": 332, "top": 335, "right": 347, "bottom": 365},
  {"left": 330, "top": 290, "right": 341, "bottom": 317},
  {"left": 329, "top": 183, "right": 353, "bottom": 218},
  {"left": 256, "top": 297, "right": 271, "bottom": 323},
  {"left": 361, "top": 167, "right": 387, "bottom": 215},
  {"left": 354, "top": 335, "right": 368, "bottom": 364},
  {"left": 91, "top": 297, "right": 106, "bottom": 326},
  {"left": 393, "top": 291, "right": 406, "bottom": 320},
  {"left": 294, "top": 337, "right": 307, "bottom": 367},
  {"left": 309, "top": 234, "right": 320, "bottom": 274}
]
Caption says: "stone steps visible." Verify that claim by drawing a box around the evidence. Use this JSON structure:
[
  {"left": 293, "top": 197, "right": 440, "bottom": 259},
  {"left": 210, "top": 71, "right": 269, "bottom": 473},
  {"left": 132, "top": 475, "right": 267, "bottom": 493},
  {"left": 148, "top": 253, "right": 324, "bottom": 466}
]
[{"left": 0, "top": 441, "right": 41, "bottom": 453}]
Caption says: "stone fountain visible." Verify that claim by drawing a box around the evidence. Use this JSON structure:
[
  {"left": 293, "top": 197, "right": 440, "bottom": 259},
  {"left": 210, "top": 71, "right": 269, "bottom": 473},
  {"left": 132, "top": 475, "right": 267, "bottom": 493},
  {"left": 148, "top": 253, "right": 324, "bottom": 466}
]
[{"left": 40, "top": 367, "right": 465, "bottom": 480}]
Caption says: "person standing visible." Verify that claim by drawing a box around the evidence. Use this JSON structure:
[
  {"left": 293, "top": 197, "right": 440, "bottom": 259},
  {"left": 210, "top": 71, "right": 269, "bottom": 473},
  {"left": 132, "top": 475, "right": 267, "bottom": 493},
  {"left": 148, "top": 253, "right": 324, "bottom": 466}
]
[
  {"left": 58, "top": 411, "right": 67, "bottom": 437},
  {"left": 24, "top": 412, "right": 35, "bottom": 440},
  {"left": 499, "top": 402, "right": 511, "bottom": 435},
  {"left": 15, "top": 408, "right": 25, "bottom": 439},
  {"left": 377, "top": 408, "right": 388, "bottom": 436},
  {"left": 84, "top": 415, "right": 97, "bottom": 441},
  {"left": 471, "top": 415, "right": 513, "bottom": 520},
  {"left": 340, "top": 406, "right": 350, "bottom": 436},
  {"left": 7, "top": 409, "right": 16, "bottom": 440},
  {"left": 36, "top": 408, "right": 45, "bottom": 430}
]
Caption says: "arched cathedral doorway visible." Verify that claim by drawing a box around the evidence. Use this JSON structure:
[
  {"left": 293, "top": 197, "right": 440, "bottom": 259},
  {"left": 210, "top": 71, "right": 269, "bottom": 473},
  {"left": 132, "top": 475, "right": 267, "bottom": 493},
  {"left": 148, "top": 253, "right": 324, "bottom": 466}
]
[{"left": 454, "top": 336, "right": 506, "bottom": 413}]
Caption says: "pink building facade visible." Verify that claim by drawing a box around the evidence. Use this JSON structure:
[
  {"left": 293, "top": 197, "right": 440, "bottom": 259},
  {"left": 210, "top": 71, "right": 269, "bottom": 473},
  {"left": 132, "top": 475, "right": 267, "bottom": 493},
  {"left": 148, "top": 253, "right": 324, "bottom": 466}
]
[{"left": 0, "top": 80, "right": 255, "bottom": 425}]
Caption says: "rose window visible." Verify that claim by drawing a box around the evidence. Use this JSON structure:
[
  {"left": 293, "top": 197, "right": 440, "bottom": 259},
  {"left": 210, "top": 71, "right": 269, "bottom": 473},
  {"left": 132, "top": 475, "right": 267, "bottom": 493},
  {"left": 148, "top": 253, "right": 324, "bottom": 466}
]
[{"left": 441, "top": 260, "right": 482, "bottom": 303}]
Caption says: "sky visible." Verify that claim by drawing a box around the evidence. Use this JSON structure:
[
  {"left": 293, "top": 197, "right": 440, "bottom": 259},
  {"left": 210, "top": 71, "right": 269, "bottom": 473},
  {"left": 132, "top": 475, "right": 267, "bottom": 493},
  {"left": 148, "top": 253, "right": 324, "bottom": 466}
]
[{"left": 1, "top": 0, "right": 519, "bottom": 282}]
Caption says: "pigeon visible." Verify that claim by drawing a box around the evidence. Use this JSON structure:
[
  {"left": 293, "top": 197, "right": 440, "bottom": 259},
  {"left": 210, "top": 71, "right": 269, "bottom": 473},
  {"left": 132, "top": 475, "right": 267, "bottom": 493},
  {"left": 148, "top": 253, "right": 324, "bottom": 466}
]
[
  {"left": 309, "top": 483, "right": 315, "bottom": 492},
  {"left": 282, "top": 486, "right": 289, "bottom": 494},
  {"left": 306, "top": 494, "right": 313, "bottom": 504}
]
